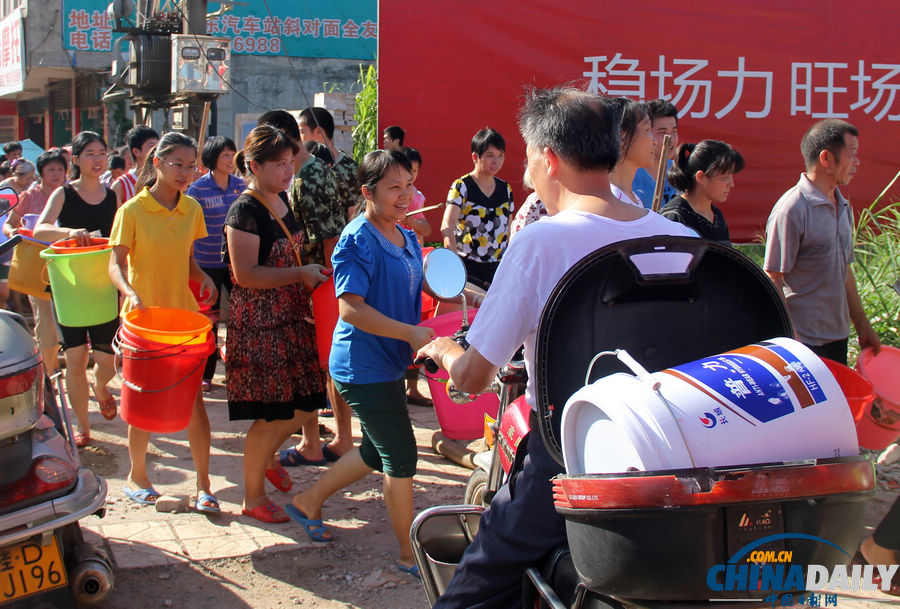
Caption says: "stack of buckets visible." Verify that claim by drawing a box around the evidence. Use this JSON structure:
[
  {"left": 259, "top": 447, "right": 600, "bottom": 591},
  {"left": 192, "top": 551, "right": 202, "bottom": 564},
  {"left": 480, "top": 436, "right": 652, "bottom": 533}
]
[
  {"left": 40, "top": 237, "right": 118, "bottom": 327},
  {"left": 116, "top": 308, "right": 214, "bottom": 433}
]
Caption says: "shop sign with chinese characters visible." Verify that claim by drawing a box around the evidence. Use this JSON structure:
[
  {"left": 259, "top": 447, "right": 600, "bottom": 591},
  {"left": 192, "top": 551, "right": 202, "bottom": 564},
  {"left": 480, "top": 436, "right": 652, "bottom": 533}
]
[
  {"left": 62, "top": 0, "right": 376, "bottom": 59},
  {"left": 0, "top": 7, "right": 24, "bottom": 97}
]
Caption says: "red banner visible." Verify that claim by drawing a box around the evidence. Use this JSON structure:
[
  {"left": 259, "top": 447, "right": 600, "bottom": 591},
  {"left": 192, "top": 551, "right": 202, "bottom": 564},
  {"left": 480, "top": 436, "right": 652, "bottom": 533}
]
[{"left": 379, "top": 1, "right": 900, "bottom": 242}]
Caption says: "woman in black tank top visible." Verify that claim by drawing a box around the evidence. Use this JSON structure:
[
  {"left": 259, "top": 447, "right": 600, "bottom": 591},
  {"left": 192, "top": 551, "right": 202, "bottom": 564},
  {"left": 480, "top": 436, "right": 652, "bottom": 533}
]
[{"left": 33, "top": 131, "right": 119, "bottom": 448}]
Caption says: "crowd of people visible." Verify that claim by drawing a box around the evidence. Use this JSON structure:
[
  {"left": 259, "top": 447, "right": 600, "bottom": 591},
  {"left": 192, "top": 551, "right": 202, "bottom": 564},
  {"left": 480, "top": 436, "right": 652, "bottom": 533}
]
[{"left": 0, "top": 85, "right": 889, "bottom": 594}]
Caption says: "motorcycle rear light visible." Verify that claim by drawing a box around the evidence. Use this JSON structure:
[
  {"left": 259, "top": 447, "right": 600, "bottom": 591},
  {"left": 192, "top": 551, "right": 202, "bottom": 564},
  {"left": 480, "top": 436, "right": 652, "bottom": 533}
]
[
  {"left": 0, "top": 457, "right": 77, "bottom": 511},
  {"left": 553, "top": 459, "right": 874, "bottom": 510},
  {"left": 0, "top": 366, "right": 38, "bottom": 400}
]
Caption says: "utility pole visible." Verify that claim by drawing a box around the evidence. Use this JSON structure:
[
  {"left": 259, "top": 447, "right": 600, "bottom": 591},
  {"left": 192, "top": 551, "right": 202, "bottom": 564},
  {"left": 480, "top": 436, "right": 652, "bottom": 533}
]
[{"left": 183, "top": 0, "right": 209, "bottom": 143}]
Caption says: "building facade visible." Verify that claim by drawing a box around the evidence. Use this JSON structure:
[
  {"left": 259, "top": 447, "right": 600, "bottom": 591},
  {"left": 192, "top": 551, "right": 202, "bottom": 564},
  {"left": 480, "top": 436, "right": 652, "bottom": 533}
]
[{"left": 0, "top": 1, "right": 374, "bottom": 148}]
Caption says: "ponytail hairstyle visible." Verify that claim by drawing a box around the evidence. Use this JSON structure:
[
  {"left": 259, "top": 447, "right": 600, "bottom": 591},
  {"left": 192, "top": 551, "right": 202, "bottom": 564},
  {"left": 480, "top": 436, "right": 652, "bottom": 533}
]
[
  {"left": 69, "top": 131, "right": 107, "bottom": 180},
  {"left": 135, "top": 131, "right": 197, "bottom": 191},
  {"left": 233, "top": 150, "right": 249, "bottom": 179},
  {"left": 667, "top": 140, "right": 745, "bottom": 193},
  {"left": 355, "top": 149, "right": 413, "bottom": 216},
  {"left": 607, "top": 97, "right": 649, "bottom": 161}
]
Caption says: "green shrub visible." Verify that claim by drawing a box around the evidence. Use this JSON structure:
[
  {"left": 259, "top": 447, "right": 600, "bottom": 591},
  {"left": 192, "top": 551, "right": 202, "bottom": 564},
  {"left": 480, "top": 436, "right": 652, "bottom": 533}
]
[
  {"left": 352, "top": 64, "right": 377, "bottom": 163},
  {"left": 850, "top": 169, "right": 900, "bottom": 359}
]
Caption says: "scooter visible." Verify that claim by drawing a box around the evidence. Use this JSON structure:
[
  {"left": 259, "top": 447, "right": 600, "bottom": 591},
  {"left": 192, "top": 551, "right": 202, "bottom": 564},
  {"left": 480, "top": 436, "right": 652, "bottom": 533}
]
[
  {"left": 0, "top": 189, "right": 114, "bottom": 608},
  {"left": 411, "top": 238, "right": 875, "bottom": 608}
]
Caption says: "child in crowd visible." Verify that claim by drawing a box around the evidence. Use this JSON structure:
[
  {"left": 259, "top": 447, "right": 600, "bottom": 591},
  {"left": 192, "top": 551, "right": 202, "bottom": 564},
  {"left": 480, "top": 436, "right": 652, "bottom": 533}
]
[
  {"left": 441, "top": 128, "right": 514, "bottom": 289},
  {"left": 111, "top": 126, "right": 159, "bottom": 205},
  {"left": 400, "top": 147, "right": 430, "bottom": 244},
  {"left": 108, "top": 131, "right": 218, "bottom": 511},
  {"left": 661, "top": 140, "right": 745, "bottom": 244}
]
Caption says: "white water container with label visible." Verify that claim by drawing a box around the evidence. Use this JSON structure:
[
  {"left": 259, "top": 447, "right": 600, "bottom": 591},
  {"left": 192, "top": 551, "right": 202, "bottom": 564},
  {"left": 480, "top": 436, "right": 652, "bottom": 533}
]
[{"left": 560, "top": 337, "right": 859, "bottom": 474}]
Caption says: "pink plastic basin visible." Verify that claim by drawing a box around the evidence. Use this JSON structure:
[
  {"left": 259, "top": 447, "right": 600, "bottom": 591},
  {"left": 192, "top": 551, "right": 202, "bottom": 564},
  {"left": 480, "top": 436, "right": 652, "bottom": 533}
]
[
  {"left": 418, "top": 309, "right": 499, "bottom": 440},
  {"left": 856, "top": 346, "right": 900, "bottom": 450}
]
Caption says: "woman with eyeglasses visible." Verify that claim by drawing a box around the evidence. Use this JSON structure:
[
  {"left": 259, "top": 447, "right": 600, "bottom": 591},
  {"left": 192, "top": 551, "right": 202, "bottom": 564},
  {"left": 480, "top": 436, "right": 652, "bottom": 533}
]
[
  {"left": 108, "top": 131, "right": 219, "bottom": 513},
  {"left": 34, "top": 132, "right": 119, "bottom": 448}
]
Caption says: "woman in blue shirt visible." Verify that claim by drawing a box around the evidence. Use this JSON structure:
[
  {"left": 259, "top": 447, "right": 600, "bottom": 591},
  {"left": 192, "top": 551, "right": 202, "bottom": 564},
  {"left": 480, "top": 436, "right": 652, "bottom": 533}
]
[
  {"left": 186, "top": 136, "right": 245, "bottom": 390},
  {"left": 288, "top": 150, "right": 434, "bottom": 575}
]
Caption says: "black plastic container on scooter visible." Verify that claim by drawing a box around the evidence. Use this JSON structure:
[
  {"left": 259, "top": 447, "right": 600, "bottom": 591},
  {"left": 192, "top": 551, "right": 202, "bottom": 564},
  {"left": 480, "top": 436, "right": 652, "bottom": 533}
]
[{"left": 534, "top": 237, "right": 874, "bottom": 601}]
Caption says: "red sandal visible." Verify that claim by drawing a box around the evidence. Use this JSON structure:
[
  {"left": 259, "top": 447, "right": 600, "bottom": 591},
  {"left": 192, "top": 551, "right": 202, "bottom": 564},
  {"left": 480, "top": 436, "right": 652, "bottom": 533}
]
[
  {"left": 242, "top": 502, "right": 289, "bottom": 523},
  {"left": 265, "top": 466, "right": 293, "bottom": 492},
  {"left": 92, "top": 385, "right": 117, "bottom": 420}
]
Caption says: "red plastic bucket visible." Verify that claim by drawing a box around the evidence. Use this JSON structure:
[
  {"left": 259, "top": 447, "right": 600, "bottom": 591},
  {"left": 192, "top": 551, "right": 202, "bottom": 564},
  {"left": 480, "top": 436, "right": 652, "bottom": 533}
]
[
  {"left": 856, "top": 347, "right": 900, "bottom": 450},
  {"left": 312, "top": 277, "right": 339, "bottom": 370},
  {"left": 116, "top": 325, "right": 214, "bottom": 433},
  {"left": 49, "top": 236, "right": 110, "bottom": 253},
  {"left": 188, "top": 279, "right": 213, "bottom": 317},
  {"left": 418, "top": 309, "right": 499, "bottom": 440},
  {"left": 820, "top": 358, "right": 881, "bottom": 449}
]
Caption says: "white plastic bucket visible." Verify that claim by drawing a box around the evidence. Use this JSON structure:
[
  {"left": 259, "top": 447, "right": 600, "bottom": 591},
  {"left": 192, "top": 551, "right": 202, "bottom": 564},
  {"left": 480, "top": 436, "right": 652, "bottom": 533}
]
[{"left": 561, "top": 337, "right": 859, "bottom": 474}]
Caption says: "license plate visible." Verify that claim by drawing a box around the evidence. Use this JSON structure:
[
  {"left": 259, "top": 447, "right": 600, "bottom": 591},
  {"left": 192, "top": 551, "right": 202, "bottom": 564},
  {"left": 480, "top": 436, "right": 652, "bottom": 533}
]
[{"left": 0, "top": 536, "right": 67, "bottom": 602}]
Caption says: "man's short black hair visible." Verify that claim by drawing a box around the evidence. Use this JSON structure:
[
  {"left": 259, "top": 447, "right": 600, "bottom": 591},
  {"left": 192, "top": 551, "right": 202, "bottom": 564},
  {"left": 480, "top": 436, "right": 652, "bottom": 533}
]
[
  {"left": 126, "top": 125, "right": 159, "bottom": 156},
  {"left": 200, "top": 136, "right": 237, "bottom": 171},
  {"left": 299, "top": 107, "right": 335, "bottom": 140},
  {"left": 384, "top": 126, "right": 405, "bottom": 145},
  {"left": 471, "top": 128, "right": 505, "bottom": 156},
  {"left": 518, "top": 87, "right": 620, "bottom": 172},
  {"left": 801, "top": 119, "right": 859, "bottom": 169},
  {"left": 647, "top": 99, "right": 679, "bottom": 125},
  {"left": 258, "top": 110, "right": 301, "bottom": 142},
  {"left": 108, "top": 154, "right": 126, "bottom": 171},
  {"left": 3, "top": 141, "right": 21, "bottom": 155},
  {"left": 36, "top": 150, "right": 67, "bottom": 176},
  {"left": 403, "top": 146, "right": 422, "bottom": 166}
]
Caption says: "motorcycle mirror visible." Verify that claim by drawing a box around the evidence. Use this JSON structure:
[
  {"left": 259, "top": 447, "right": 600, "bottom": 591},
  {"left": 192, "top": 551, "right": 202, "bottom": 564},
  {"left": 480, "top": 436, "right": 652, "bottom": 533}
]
[
  {"left": 423, "top": 248, "right": 466, "bottom": 301},
  {"left": 0, "top": 187, "right": 18, "bottom": 217}
]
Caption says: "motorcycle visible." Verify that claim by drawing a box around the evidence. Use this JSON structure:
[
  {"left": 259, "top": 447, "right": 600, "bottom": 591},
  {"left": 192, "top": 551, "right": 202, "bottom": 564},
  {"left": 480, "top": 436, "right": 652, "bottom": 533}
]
[
  {"left": 0, "top": 188, "right": 114, "bottom": 608},
  {"left": 411, "top": 238, "right": 874, "bottom": 608}
]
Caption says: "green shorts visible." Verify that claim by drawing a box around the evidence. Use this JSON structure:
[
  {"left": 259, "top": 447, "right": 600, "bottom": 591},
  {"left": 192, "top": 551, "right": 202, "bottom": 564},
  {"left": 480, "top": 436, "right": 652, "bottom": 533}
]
[{"left": 333, "top": 378, "right": 417, "bottom": 478}]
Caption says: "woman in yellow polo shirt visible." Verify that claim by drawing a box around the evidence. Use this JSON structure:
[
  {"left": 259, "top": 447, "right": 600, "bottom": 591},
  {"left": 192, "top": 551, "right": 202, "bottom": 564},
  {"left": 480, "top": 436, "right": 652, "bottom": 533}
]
[{"left": 108, "top": 131, "right": 219, "bottom": 512}]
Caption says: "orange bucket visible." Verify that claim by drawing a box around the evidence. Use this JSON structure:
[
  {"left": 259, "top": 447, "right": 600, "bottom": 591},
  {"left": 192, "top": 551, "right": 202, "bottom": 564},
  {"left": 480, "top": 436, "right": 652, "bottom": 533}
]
[
  {"left": 124, "top": 307, "right": 212, "bottom": 346},
  {"left": 50, "top": 236, "right": 110, "bottom": 253}
]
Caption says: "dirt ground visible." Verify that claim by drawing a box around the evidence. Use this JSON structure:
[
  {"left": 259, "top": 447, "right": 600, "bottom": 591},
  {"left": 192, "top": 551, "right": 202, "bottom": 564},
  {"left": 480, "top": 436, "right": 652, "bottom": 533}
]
[{"left": 78, "top": 369, "right": 465, "bottom": 609}]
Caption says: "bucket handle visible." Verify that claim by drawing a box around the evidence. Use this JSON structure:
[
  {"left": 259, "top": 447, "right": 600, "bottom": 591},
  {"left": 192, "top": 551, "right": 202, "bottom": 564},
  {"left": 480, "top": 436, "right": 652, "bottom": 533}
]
[
  {"left": 113, "top": 326, "right": 211, "bottom": 359},
  {"left": 120, "top": 358, "right": 206, "bottom": 394},
  {"left": 584, "top": 348, "right": 699, "bottom": 469}
]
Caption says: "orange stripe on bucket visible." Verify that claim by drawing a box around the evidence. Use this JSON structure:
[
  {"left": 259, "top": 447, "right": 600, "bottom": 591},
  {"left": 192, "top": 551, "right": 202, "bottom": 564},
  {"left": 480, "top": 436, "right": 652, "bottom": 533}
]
[{"left": 733, "top": 344, "right": 814, "bottom": 409}]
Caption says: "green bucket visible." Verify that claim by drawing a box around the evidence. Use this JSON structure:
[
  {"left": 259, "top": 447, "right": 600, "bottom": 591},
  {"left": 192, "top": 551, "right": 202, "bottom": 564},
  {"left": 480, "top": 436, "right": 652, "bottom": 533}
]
[{"left": 40, "top": 247, "right": 118, "bottom": 327}]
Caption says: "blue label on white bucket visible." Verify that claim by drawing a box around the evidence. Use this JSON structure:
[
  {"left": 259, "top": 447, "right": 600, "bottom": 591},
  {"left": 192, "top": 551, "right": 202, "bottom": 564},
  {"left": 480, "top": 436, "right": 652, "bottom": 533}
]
[
  {"left": 673, "top": 354, "right": 794, "bottom": 423},
  {"left": 759, "top": 341, "right": 827, "bottom": 404}
]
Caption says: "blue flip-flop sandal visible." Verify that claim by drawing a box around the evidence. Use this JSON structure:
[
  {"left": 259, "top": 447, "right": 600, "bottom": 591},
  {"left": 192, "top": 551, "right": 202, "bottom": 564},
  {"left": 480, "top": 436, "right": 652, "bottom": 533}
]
[
  {"left": 123, "top": 484, "right": 161, "bottom": 505},
  {"left": 284, "top": 504, "right": 333, "bottom": 542}
]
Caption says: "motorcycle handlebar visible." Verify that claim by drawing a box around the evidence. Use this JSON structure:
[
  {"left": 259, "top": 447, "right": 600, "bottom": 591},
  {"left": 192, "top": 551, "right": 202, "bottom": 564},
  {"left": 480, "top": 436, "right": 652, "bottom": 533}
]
[
  {"left": 414, "top": 356, "right": 439, "bottom": 374},
  {"left": 0, "top": 234, "right": 22, "bottom": 258}
]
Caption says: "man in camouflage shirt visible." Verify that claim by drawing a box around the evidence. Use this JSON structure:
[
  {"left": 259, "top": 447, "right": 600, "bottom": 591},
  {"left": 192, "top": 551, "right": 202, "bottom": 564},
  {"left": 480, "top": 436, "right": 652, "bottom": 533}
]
[
  {"left": 299, "top": 107, "right": 360, "bottom": 216},
  {"left": 289, "top": 145, "right": 346, "bottom": 265}
]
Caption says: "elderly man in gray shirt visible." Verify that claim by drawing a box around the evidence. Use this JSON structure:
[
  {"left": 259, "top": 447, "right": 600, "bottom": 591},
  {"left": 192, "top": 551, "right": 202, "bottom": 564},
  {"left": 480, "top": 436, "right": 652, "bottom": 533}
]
[{"left": 764, "top": 119, "right": 880, "bottom": 365}]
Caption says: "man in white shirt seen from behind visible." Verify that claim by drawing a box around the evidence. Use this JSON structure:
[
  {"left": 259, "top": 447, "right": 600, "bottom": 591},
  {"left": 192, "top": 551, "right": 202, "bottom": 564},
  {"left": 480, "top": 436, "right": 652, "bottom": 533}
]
[{"left": 416, "top": 86, "right": 694, "bottom": 609}]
